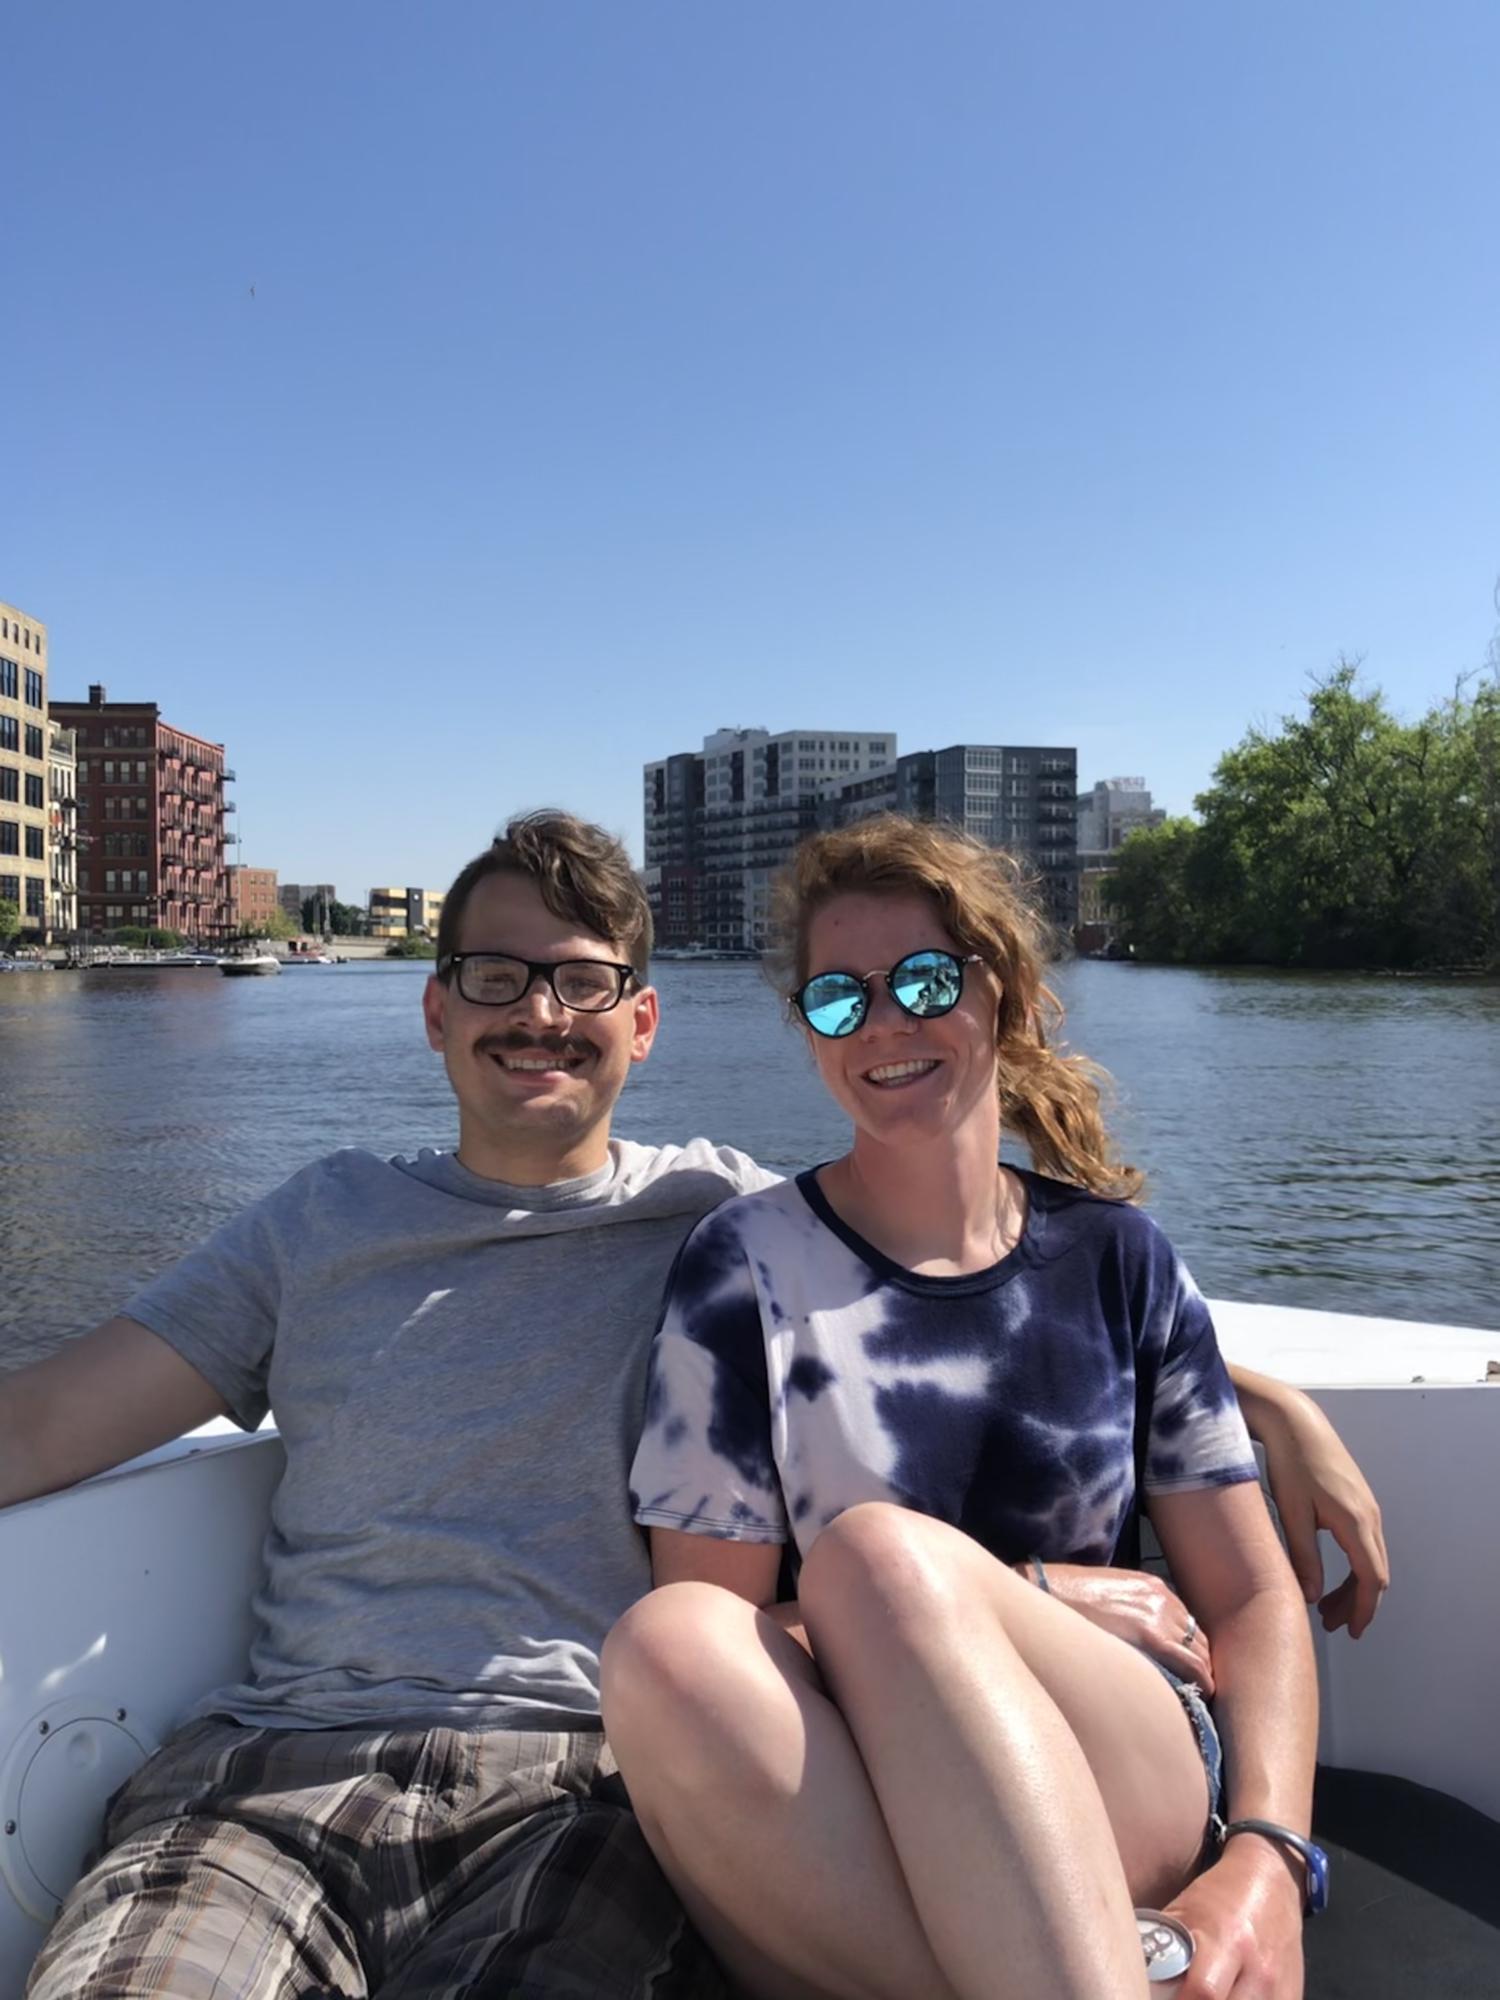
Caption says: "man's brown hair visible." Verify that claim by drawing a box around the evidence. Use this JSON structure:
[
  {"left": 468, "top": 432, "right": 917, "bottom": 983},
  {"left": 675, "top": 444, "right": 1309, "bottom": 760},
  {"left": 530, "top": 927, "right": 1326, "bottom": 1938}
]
[{"left": 437, "top": 810, "right": 653, "bottom": 976}]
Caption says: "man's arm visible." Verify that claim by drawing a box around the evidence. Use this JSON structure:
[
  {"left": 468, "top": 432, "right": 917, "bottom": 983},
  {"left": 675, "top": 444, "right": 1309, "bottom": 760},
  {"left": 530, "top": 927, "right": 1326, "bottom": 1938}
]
[
  {"left": 1225, "top": 1358, "right": 1389, "bottom": 1636},
  {"left": 0, "top": 1317, "right": 230, "bottom": 1510}
]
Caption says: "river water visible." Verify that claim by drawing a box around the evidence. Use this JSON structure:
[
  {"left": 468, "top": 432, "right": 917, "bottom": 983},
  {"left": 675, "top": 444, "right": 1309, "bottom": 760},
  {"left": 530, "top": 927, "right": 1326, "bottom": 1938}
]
[{"left": 1, "top": 959, "right": 1497, "bottom": 1368}]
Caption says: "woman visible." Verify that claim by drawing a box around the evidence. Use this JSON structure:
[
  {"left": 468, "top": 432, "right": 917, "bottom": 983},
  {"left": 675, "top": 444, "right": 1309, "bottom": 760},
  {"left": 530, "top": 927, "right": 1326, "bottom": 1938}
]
[{"left": 605, "top": 817, "right": 1331, "bottom": 2000}]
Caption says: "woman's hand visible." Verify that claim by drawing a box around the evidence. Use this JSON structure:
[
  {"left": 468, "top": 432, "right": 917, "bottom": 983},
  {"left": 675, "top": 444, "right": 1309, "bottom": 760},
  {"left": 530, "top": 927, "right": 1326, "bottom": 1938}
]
[
  {"left": 1166, "top": 1842, "right": 1305, "bottom": 1998},
  {"left": 1035, "top": 1563, "right": 1214, "bottom": 1693},
  {"left": 1243, "top": 1375, "right": 1390, "bottom": 1637}
]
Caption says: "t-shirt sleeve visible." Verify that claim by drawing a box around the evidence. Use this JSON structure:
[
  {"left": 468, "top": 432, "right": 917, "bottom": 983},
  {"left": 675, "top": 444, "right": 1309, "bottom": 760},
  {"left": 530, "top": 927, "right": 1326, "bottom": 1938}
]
[
  {"left": 119, "top": 1180, "right": 296, "bottom": 1430},
  {"left": 630, "top": 1206, "right": 788, "bottom": 1543},
  {"left": 1143, "top": 1255, "right": 1260, "bottom": 1495}
]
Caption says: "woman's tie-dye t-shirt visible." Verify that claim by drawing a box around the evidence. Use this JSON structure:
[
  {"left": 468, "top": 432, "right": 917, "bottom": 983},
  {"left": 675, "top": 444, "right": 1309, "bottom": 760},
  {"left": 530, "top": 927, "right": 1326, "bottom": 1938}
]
[{"left": 631, "top": 1168, "right": 1259, "bottom": 1567}]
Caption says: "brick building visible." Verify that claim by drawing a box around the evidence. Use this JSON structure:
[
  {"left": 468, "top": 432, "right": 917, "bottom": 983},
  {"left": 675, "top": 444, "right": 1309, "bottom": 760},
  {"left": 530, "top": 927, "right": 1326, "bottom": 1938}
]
[
  {"left": 229, "top": 865, "right": 280, "bottom": 934},
  {"left": 49, "top": 685, "right": 234, "bottom": 940}
]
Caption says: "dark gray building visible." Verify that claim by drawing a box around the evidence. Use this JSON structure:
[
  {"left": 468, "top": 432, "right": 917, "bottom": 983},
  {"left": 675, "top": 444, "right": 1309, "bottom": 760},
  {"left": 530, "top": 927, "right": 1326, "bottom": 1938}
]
[{"left": 828, "top": 743, "right": 1078, "bottom": 931}]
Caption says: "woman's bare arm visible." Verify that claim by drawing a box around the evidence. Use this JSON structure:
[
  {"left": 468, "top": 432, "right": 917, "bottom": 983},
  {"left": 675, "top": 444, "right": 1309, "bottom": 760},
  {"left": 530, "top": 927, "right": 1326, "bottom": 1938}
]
[
  {"left": 1151, "top": 1480, "right": 1317, "bottom": 1997},
  {"left": 648, "top": 1525, "right": 784, "bottom": 1605}
]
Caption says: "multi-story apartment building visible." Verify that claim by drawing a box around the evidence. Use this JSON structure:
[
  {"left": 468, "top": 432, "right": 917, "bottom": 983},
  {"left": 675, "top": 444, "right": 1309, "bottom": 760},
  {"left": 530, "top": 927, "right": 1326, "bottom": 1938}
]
[
  {"left": 822, "top": 743, "right": 1079, "bottom": 929},
  {"left": 49, "top": 685, "right": 234, "bottom": 940},
  {"left": 641, "top": 752, "right": 706, "bottom": 947},
  {"left": 0, "top": 599, "right": 55, "bottom": 942},
  {"left": 368, "top": 886, "right": 444, "bottom": 939},
  {"left": 644, "top": 727, "right": 897, "bottom": 952},
  {"left": 228, "top": 865, "right": 280, "bottom": 933},
  {"left": 892, "top": 744, "right": 1079, "bottom": 929}
]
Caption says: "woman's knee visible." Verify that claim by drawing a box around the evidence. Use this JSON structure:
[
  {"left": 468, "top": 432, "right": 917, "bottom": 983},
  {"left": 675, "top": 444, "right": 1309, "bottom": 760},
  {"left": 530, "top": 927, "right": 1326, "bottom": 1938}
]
[
  {"left": 800, "top": 1502, "right": 986, "bottom": 1635},
  {"left": 602, "top": 1581, "right": 747, "bottom": 1722}
]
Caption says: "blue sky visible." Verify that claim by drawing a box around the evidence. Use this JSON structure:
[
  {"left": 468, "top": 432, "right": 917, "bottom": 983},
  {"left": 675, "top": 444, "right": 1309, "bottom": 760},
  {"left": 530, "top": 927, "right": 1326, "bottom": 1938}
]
[{"left": 6, "top": 2, "right": 1498, "bottom": 896}]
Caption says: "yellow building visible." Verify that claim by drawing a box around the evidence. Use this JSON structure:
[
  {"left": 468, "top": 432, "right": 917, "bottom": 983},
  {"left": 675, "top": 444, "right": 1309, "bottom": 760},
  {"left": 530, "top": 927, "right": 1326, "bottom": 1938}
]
[
  {"left": 0, "top": 599, "right": 54, "bottom": 943},
  {"left": 368, "top": 885, "right": 444, "bottom": 939}
]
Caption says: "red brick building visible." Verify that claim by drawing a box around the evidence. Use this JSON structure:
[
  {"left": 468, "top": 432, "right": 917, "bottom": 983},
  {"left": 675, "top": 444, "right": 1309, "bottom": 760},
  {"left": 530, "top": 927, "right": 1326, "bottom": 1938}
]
[
  {"left": 229, "top": 864, "right": 280, "bottom": 933},
  {"left": 49, "top": 685, "right": 234, "bottom": 940}
]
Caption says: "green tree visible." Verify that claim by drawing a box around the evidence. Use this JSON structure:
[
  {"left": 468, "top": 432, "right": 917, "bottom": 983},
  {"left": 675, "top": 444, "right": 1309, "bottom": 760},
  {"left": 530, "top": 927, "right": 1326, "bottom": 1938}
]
[
  {"left": 1110, "top": 664, "right": 1499, "bottom": 970},
  {"left": 385, "top": 934, "right": 437, "bottom": 959},
  {"left": 0, "top": 896, "right": 20, "bottom": 944},
  {"left": 146, "top": 928, "right": 186, "bottom": 949},
  {"left": 1106, "top": 820, "right": 1203, "bottom": 963}
]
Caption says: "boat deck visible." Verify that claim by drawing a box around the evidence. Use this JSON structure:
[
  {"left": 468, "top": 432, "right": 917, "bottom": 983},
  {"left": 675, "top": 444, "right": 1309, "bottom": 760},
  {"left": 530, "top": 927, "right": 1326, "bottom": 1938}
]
[{"left": 1307, "top": 1767, "right": 1500, "bottom": 1997}]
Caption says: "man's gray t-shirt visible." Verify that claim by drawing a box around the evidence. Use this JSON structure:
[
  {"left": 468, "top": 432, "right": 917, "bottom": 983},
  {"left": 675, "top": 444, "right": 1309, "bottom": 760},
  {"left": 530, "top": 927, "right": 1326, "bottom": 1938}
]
[{"left": 121, "top": 1138, "right": 772, "bottom": 1733}]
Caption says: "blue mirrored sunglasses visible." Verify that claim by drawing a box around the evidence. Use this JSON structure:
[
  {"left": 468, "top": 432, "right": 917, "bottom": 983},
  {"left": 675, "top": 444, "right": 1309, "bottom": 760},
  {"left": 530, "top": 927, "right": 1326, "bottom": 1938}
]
[{"left": 794, "top": 949, "right": 982, "bottom": 1039}]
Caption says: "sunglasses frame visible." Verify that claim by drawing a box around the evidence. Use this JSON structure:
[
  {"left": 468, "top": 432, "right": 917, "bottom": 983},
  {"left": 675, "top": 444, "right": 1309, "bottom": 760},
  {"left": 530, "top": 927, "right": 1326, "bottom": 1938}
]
[{"left": 794, "top": 949, "right": 983, "bottom": 1039}]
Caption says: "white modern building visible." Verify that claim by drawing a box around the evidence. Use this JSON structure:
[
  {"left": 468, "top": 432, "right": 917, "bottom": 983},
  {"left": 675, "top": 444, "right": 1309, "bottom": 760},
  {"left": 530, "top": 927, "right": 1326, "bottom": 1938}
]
[{"left": 644, "top": 726, "right": 896, "bottom": 950}]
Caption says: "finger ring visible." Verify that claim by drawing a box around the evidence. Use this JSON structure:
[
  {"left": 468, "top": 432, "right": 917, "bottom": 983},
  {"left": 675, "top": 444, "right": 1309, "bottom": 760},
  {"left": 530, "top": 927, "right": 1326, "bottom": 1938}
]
[{"left": 1182, "top": 1615, "right": 1198, "bottom": 1644}]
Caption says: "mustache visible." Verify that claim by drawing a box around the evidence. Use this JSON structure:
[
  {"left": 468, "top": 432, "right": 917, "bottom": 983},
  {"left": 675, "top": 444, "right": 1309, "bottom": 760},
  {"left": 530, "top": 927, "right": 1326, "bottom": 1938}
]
[{"left": 476, "top": 1029, "right": 595, "bottom": 1060}]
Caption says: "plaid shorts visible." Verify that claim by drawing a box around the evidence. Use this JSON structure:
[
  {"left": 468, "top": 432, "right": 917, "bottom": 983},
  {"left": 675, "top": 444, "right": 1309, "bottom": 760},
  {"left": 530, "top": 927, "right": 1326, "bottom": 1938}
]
[{"left": 26, "top": 1717, "right": 729, "bottom": 1999}]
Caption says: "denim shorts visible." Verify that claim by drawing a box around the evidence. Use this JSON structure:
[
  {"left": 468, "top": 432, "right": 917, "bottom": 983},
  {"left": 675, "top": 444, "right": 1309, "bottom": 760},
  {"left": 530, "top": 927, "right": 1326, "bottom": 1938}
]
[{"left": 1152, "top": 1660, "right": 1225, "bottom": 1847}]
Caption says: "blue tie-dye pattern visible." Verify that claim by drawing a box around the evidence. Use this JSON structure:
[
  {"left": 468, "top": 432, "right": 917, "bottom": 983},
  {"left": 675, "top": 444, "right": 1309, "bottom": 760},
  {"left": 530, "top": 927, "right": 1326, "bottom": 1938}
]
[{"left": 631, "top": 1170, "right": 1259, "bottom": 1561}]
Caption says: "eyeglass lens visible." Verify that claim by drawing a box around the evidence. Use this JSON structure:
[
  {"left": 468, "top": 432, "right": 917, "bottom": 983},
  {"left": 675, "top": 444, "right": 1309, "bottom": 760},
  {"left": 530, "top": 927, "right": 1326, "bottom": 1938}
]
[
  {"left": 457, "top": 955, "right": 624, "bottom": 1010},
  {"left": 799, "top": 950, "right": 965, "bottom": 1038}
]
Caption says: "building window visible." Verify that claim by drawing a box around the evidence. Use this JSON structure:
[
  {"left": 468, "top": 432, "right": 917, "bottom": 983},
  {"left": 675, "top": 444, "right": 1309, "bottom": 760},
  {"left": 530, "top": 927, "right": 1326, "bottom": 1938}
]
[
  {"left": 25, "top": 826, "right": 43, "bottom": 859},
  {"left": 25, "top": 724, "right": 44, "bottom": 761},
  {"left": 0, "top": 717, "right": 16, "bottom": 752},
  {"left": 24, "top": 668, "right": 43, "bottom": 707},
  {"left": 0, "top": 767, "right": 16, "bottom": 803},
  {"left": 25, "top": 775, "right": 43, "bottom": 809},
  {"left": 0, "top": 821, "right": 17, "bottom": 855},
  {"left": 26, "top": 878, "right": 44, "bottom": 916},
  {"left": 0, "top": 658, "right": 16, "bottom": 699},
  {"left": 0, "top": 872, "right": 19, "bottom": 903}
]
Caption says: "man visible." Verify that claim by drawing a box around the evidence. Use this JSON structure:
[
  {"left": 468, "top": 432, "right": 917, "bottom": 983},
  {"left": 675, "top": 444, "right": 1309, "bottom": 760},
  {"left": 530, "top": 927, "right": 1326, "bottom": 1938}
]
[{"left": 1, "top": 810, "right": 1385, "bottom": 1999}]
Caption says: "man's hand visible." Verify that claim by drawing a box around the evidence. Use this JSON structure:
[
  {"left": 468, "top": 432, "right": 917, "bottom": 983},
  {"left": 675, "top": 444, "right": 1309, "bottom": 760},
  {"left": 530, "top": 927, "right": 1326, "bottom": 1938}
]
[
  {"left": 1035, "top": 1563, "right": 1215, "bottom": 1693},
  {"left": 1248, "top": 1382, "right": 1390, "bottom": 1637},
  {"left": 1165, "top": 1842, "right": 1305, "bottom": 1999}
]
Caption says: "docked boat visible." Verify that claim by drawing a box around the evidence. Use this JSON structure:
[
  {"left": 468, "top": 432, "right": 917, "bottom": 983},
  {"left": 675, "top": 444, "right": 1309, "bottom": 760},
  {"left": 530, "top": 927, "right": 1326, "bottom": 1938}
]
[
  {"left": 0, "top": 1296, "right": 1496, "bottom": 1995},
  {"left": 217, "top": 954, "right": 281, "bottom": 977}
]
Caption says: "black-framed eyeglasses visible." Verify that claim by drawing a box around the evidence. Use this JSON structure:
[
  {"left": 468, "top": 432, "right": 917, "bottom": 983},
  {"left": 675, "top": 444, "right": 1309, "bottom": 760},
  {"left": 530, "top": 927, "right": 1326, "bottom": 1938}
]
[
  {"left": 439, "top": 951, "right": 638, "bottom": 1012},
  {"left": 794, "top": 948, "right": 982, "bottom": 1039}
]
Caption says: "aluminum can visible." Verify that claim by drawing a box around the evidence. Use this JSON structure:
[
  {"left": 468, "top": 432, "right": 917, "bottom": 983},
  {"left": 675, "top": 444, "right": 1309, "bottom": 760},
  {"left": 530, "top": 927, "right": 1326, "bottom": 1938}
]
[{"left": 1135, "top": 1908, "right": 1194, "bottom": 1991}]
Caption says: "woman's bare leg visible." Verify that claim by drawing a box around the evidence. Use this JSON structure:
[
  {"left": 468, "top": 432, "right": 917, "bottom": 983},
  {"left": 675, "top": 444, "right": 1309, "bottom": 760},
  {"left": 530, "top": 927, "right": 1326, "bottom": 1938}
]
[
  {"left": 603, "top": 1580, "right": 960, "bottom": 2000},
  {"left": 604, "top": 1504, "right": 1210, "bottom": 1999},
  {"left": 795, "top": 1504, "right": 1213, "bottom": 1997}
]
